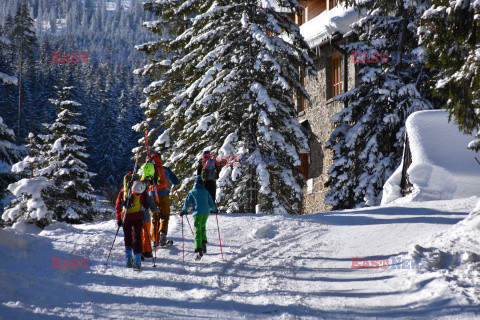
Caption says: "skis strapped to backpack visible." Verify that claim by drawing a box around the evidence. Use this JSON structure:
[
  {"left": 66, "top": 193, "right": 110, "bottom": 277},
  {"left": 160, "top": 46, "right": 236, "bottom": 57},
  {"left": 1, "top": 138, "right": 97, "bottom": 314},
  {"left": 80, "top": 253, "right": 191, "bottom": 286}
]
[{"left": 144, "top": 129, "right": 162, "bottom": 268}]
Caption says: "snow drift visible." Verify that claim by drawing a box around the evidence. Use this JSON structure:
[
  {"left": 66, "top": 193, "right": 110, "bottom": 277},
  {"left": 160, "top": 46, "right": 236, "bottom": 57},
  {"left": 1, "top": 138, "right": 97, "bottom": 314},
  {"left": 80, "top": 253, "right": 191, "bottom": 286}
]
[{"left": 382, "top": 110, "right": 480, "bottom": 205}]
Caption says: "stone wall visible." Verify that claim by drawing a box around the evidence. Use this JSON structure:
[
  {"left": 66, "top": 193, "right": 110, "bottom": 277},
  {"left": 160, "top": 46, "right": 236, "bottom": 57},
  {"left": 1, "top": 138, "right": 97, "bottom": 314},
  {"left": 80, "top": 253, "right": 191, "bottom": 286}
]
[{"left": 298, "top": 40, "right": 358, "bottom": 214}]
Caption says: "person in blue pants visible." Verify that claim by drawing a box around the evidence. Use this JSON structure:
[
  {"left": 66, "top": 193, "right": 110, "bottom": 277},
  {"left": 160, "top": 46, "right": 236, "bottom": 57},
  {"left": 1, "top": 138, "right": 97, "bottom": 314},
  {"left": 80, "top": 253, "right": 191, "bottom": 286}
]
[{"left": 180, "top": 175, "right": 217, "bottom": 258}]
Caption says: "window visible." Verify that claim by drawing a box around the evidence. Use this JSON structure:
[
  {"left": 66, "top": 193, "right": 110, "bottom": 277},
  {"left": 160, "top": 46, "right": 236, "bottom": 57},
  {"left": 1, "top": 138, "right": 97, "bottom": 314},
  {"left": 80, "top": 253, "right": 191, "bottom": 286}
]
[
  {"left": 330, "top": 53, "right": 343, "bottom": 98},
  {"left": 296, "top": 6, "right": 305, "bottom": 26},
  {"left": 297, "top": 68, "right": 305, "bottom": 112},
  {"left": 329, "top": 0, "right": 338, "bottom": 9},
  {"left": 298, "top": 153, "right": 309, "bottom": 180}
]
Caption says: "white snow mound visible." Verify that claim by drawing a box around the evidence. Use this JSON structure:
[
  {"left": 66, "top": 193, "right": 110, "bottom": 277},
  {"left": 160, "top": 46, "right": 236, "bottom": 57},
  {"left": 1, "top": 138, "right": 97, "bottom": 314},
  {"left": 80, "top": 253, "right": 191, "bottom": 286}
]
[{"left": 382, "top": 110, "right": 480, "bottom": 204}]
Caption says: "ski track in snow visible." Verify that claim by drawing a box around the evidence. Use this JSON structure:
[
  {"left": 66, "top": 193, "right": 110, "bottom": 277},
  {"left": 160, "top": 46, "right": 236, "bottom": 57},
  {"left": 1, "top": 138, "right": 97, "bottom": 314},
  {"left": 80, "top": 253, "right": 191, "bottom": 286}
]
[{"left": 1, "top": 199, "right": 480, "bottom": 319}]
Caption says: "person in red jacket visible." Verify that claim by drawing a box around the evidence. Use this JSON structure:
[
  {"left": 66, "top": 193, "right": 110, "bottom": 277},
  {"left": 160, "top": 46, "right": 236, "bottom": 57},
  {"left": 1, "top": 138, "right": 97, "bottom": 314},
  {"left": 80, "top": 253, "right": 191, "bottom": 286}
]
[{"left": 115, "top": 173, "right": 157, "bottom": 269}]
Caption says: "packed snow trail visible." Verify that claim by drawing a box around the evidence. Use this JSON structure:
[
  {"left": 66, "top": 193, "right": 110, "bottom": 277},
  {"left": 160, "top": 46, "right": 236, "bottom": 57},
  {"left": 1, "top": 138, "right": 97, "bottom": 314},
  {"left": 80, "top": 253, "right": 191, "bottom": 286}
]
[{"left": 1, "top": 198, "right": 479, "bottom": 319}]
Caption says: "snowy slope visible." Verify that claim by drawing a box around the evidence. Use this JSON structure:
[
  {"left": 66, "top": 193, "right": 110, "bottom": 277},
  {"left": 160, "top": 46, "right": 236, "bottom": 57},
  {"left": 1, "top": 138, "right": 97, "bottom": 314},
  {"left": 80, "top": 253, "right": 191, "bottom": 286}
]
[{"left": 1, "top": 200, "right": 479, "bottom": 319}]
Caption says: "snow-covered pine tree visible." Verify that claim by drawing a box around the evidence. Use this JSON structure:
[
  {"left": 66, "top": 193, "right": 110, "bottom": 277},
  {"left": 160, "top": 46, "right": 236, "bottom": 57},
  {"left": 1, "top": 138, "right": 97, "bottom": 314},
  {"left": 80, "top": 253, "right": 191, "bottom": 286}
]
[
  {"left": 325, "top": 0, "right": 434, "bottom": 209},
  {"left": 137, "top": 0, "right": 315, "bottom": 214},
  {"left": 4, "top": 85, "right": 98, "bottom": 227},
  {"left": 0, "top": 36, "right": 18, "bottom": 86},
  {"left": 39, "top": 85, "right": 98, "bottom": 223},
  {"left": 134, "top": 0, "right": 191, "bottom": 148},
  {"left": 0, "top": 116, "right": 25, "bottom": 218},
  {"left": 2, "top": 133, "right": 51, "bottom": 227},
  {"left": 0, "top": 33, "right": 24, "bottom": 221},
  {"left": 12, "top": 0, "right": 37, "bottom": 139},
  {"left": 419, "top": 0, "right": 480, "bottom": 149}
]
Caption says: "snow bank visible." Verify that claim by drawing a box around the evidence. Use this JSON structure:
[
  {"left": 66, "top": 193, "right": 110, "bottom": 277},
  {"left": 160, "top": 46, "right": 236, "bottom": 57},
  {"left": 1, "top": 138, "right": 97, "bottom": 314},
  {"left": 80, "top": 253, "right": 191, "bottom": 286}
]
[
  {"left": 382, "top": 110, "right": 480, "bottom": 204},
  {"left": 300, "top": 4, "right": 364, "bottom": 48},
  {"left": 409, "top": 199, "right": 480, "bottom": 305}
]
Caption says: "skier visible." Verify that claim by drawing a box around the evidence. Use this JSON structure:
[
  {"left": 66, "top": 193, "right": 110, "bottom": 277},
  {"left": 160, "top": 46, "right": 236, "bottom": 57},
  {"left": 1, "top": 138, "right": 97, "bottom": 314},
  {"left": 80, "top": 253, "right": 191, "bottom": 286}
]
[
  {"left": 141, "top": 155, "right": 179, "bottom": 247},
  {"left": 180, "top": 175, "right": 217, "bottom": 260},
  {"left": 115, "top": 173, "right": 158, "bottom": 270},
  {"left": 196, "top": 150, "right": 221, "bottom": 205}
]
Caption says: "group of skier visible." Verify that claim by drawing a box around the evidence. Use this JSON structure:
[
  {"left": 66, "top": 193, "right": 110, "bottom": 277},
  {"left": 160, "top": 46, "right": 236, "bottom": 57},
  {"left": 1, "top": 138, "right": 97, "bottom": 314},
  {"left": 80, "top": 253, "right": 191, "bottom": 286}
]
[{"left": 114, "top": 150, "right": 220, "bottom": 270}]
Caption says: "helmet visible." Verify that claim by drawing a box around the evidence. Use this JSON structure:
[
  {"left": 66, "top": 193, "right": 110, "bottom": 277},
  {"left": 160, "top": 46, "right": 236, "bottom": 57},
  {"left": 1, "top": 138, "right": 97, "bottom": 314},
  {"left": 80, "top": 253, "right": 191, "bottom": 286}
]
[
  {"left": 142, "top": 163, "right": 155, "bottom": 178},
  {"left": 132, "top": 181, "right": 146, "bottom": 196}
]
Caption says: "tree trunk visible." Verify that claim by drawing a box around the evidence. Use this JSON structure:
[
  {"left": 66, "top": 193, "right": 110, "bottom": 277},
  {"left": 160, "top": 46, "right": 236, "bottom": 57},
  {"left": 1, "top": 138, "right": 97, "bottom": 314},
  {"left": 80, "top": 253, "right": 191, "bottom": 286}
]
[{"left": 17, "top": 52, "right": 22, "bottom": 140}]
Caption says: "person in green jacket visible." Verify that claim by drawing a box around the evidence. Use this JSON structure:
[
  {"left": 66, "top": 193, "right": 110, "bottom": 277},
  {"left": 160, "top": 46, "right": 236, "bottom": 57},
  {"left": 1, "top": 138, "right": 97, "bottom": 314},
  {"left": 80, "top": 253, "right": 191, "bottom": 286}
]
[{"left": 181, "top": 175, "right": 217, "bottom": 259}]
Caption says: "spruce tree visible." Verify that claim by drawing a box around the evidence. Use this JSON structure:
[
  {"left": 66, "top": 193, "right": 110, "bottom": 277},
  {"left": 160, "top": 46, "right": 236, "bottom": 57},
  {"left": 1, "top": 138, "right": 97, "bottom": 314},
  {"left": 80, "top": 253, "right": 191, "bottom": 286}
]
[
  {"left": 0, "top": 116, "right": 25, "bottom": 217},
  {"left": 0, "top": 36, "right": 18, "bottom": 85},
  {"left": 0, "top": 33, "right": 23, "bottom": 218},
  {"left": 137, "top": 0, "right": 315, "bottom": 214},
  {"left": 325, "top": 0, "right": 434, "bottom": 209},
  {"left": 2, "top": 133, "right": 51, "bottom": 227},
  {"left": 12, "top": 0, "right": 37, "bottom": 139},
  {"left": 419, "top": 0, "right": 480, "bottom": 149},
  {"left": 40, "top": 85, "right": 98, "bottom": 223},
  {"left": 4, "top": 85, "right": 99, "bottom": 227}
]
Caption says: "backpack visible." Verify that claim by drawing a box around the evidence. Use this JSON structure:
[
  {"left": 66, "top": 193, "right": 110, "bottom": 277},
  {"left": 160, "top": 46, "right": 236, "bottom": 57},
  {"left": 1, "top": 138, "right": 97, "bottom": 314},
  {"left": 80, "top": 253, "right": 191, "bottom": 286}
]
[
  {"left": 201, "top": 159, "right": 216, "bottom": 181},
  {"left": 123, "top": 174, "right": 142, "bottom": 214}
]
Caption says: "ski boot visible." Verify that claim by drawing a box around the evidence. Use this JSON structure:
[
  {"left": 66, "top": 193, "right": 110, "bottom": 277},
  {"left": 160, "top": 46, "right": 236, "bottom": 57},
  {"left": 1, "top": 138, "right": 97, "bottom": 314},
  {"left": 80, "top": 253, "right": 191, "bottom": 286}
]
[
  {"left": 133, "top": 253, "right": 142, "bottom": 271},
  {"left": 195, "top": 248, "right": 203, "bottom": 261},
  {"left": 125, "top": 247, "right": 133, "bottom": 268},
  {"left": 159, "top": 231, "right": 167, "bottom": 247},
  {"left": 202, "top": 241, "right": 207, "bottom": 254}
]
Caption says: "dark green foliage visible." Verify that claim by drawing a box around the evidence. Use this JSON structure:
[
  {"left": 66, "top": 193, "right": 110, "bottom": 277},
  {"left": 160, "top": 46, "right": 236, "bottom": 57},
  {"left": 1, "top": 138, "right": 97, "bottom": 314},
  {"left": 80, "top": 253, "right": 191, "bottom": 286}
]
[{"left": 419, "top": 0, "right": 480, "bottom": 142}]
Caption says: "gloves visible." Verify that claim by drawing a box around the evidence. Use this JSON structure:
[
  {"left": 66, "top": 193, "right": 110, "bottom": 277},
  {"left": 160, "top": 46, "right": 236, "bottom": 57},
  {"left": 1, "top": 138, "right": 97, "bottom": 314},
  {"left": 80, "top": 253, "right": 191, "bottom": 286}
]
[
  {"left": 117, "top": 220, "right": 122, "bottom": 227},
  {"left": 180, "top": 211, "right": 187, "bottom": 216},
  {"left": 211, "top": 210, "right": 218, "bottom": 214}
]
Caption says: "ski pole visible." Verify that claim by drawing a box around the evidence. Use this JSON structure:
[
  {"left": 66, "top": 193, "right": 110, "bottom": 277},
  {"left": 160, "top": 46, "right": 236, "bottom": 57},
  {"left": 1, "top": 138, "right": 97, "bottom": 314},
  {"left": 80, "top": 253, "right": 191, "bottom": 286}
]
[
  {"left": 173, "top": 185, "right": 193, "bottom": 235},
  {"left": 105, "top": 225, "right": 120, "bottom": 267},
  {"left": 153, "top": 213, "right": 160, "bottom": 268},
  {"left": 185, "top": 214, "right": 194, "bottom": 235},
  {"left": 182, "top": 215, "right": 185, "bottom": 262},
  {"left": 215, "top": 211, "right": 224, "bottom": 260}
]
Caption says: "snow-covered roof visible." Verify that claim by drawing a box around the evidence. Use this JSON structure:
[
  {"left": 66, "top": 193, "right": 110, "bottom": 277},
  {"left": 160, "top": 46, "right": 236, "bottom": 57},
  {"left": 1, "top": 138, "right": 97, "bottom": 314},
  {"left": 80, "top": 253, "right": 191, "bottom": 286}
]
[
  {"left": 299, "top": 4, "right": 364, "bottom": 48},
  {"left": 382, "top": 110, "right": 480, "bottom": 204}
]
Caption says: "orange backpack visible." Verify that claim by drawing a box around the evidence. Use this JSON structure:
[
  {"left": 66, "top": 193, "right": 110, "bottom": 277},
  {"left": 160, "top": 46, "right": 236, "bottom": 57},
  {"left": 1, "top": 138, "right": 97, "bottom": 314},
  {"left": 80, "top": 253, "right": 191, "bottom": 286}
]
[{"left": 149, "top": 154, "right": 168, "bottom": 191}]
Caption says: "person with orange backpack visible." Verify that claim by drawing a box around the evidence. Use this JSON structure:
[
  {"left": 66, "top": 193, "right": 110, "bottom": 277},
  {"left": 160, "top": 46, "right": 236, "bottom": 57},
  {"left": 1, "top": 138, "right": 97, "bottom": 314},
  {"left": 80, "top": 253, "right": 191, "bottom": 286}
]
[
  {"left": 115, "top": 173, "right": 158, "bottom": 270},
  {"left": 141, "top": 154, "right": 179, "bottom": 248}
]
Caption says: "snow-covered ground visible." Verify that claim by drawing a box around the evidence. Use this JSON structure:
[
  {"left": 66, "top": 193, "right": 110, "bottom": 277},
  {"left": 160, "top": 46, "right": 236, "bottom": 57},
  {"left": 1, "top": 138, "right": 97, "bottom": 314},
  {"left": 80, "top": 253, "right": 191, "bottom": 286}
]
[
  {"left": 1, "top": 110, "right": 479, "bottom": 319},
  {"left": 1, "top": 198, "right": 479, "bottom": 320}
]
